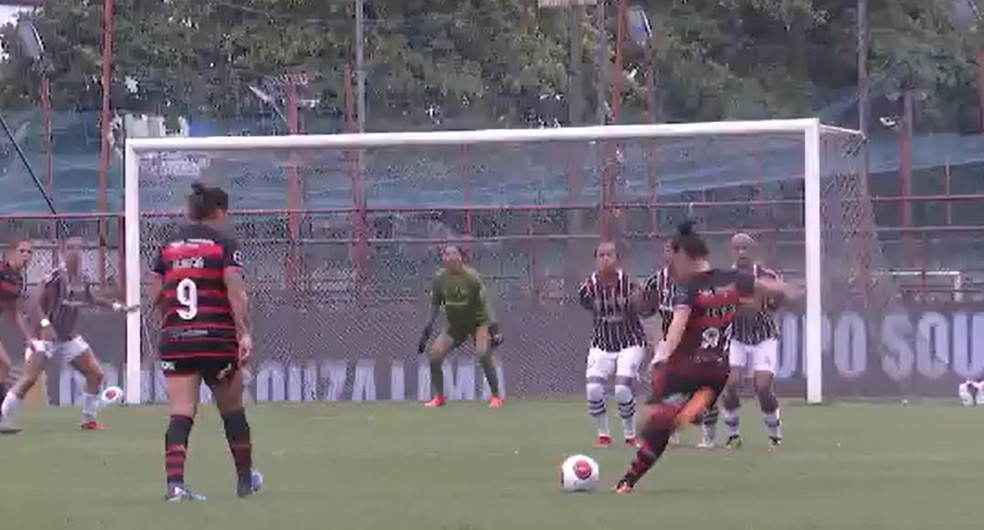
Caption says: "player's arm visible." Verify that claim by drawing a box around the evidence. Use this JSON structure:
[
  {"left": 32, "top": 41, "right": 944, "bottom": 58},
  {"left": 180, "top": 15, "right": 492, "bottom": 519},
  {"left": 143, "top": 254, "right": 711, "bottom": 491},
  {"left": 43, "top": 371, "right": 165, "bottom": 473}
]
[
  {"left": 469, "top": 271, "right": 503, "bottom": 347},
  {"left": 758, "top": 266, "right": 785, "bottom": 311},
  {"left": 662, "top": 286, "right": 695, "bottom": 359},
  {"left": 749, "top": 273, "right": 801, "bottom": 306},
  {"left": 73, "top": 281, "right": 131, "bottom": 312},
  {"left": 577, "top": 278, "right": 595, "bottom": 311},
  {"left": 12, "top": 288, "right": 43, "bottom": 343},
  {"left": 147, "top": 249, "right": 166, "bottom": 312},
  {"left": 631, "top": 273, "right": 658, "bottom": 317},
  {"left": 33, "top": 277, "right": 57, "bottom": 341},
  {"left": 222, "top": 242, "right": 252, "bottom": 360}
]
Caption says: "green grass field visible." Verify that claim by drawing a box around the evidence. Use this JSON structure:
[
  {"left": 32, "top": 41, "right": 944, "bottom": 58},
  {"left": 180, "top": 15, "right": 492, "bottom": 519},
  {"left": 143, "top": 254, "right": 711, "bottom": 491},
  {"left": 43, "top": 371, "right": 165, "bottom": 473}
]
[{"left": 0, "top": 400, "right": 979, "bottom": 530}]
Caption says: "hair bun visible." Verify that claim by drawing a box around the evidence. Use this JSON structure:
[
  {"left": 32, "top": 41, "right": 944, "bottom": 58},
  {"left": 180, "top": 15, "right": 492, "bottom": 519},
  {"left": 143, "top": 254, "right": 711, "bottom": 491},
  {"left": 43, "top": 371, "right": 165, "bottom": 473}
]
[
  {"left": 677, "top": 219, "right": 697, "bottom": 237},
  {"left": 191, "top": 182, "right": 207, "bottom": 195}
]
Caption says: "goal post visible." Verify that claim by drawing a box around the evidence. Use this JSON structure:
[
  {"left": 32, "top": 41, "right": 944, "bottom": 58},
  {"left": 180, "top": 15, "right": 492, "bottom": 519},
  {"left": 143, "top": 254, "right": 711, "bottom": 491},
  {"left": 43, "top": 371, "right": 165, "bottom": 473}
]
[{"left": 123, "top": 118, "right": 864, "bottom": 406}]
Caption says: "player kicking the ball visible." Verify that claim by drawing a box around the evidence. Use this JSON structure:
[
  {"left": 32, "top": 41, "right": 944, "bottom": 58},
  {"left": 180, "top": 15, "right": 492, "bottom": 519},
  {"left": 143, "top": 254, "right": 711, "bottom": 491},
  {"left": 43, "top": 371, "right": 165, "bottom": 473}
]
[
  {"left": 701, "top": 233, "right": 785, "bottom": 449},
  {"left": 613, "top": 221, "right": 800, "bottom": 493},
  {"left": 0, "top": 236, "right": 133, "bottom": 432},
  {"left": 579, "top": 241, "right": 646, "bottom": 447},
  {"left": 149, "top": 183, "right": 261, "bottom": 501},
  {"left": 418, "top": 244, "right": 503, "bottom": 408}
]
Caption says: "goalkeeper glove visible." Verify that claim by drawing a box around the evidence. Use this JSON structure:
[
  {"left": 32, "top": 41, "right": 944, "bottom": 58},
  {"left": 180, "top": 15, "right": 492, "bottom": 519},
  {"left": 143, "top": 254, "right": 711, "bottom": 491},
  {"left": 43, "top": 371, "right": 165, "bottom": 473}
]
[
  {"left": 489, "top": 321, "right": 504, "bottom": 349},
  {"left": 417, "top": 325, "right": 433, "bottom": 354}
]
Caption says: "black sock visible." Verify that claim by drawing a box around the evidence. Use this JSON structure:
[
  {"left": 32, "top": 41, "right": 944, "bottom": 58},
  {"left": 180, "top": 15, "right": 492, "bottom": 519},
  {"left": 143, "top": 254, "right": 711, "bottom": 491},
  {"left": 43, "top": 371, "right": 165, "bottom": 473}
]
[
  {"left": 165, "top": 415, "right": 194, "bottom": 487},
  {"left": 429, "top": 359, "right": 444, "bottom": 397},
  {"left": 222, "top": 409, "right": 253, "bottom": 482},
  {"left": 479, "top": 354, "right": 499, "bottom": 397},
  {"left": 621, "top": 405, "right": 674, "bottom": 486}
]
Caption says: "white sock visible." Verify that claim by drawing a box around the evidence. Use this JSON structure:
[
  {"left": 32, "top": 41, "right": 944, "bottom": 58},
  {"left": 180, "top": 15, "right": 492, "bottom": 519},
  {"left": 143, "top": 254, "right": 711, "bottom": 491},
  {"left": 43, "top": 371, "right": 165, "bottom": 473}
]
[
  {"left": 763, "top": 409, "right": 782, "bottom": 439},
  {"left": 723, "top": 408, "right": 740, "bottom": 437},
  {"left": 1, "top": 391, "right": 21, "bottom": 423},
  {"left": 701, "top": 423, "right": 716, "bottom": 444},
  {"left": 614, "top": 384, "right": 636, "bottom": 439},
  {"left": 82, "top": 392, "right": 100, "bottom": 422},
  {"left": 586, "top": 382, "right": 609, "bottom": 437}
]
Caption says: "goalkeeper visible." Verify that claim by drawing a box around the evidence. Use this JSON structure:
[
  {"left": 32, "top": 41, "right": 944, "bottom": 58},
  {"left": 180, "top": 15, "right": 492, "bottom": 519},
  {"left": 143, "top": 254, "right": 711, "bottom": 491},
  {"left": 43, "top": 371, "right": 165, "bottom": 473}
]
[{"left": 418, "top": 244, "right": 503, "bottom": 408}]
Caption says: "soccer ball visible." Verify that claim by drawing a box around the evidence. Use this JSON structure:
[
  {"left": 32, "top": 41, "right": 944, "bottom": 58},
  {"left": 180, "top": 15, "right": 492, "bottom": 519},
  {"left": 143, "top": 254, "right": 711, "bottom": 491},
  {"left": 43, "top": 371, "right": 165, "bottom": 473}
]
[
  {"left": 959, "top": 380, "right": 984, "bottom": 406},
  {"left": 559, "top": 454, "right": 599, "bottom": 492},
  {"left": 101, "top": 386, "right": 124, "bottom": 405}
]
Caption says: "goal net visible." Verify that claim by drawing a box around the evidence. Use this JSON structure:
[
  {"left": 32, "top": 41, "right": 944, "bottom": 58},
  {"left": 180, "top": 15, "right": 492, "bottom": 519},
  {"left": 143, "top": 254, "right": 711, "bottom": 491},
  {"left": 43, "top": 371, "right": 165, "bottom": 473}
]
[{"left": 122, "top": 119, "right": 913, "bottom": 405}]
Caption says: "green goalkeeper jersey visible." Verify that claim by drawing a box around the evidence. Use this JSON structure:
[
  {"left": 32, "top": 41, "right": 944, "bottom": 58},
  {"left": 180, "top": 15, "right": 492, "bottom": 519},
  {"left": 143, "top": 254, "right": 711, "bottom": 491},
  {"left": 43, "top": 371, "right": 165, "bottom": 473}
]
[{"left": 431, "top": 266, "right": 491, "bottom": 330}]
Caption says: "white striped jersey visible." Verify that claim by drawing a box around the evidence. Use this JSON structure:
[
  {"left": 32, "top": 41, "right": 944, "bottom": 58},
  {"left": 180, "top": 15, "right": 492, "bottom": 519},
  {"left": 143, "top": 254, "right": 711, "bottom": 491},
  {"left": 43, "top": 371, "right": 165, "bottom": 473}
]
[
  {"left": 577, "top": 269, "right": 647, "bottom": 351},
  {"left": 732, "top": 263, "right": 781, "bottom": 345},
  {"left": 640, "top": 266, "right": 680, "bottom": 337}
]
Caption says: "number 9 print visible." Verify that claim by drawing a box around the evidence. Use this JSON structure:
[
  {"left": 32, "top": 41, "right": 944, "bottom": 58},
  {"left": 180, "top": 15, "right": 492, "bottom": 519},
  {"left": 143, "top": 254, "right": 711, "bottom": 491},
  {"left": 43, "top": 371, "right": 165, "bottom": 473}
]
[{"left": 176, "top": 278, "right": 198, "bottom": 320}]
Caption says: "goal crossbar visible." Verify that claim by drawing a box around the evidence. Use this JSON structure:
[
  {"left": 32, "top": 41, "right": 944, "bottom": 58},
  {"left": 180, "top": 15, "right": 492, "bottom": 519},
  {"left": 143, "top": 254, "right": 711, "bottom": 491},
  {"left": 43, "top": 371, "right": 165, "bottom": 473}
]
[
  {"left": 122, "top": 118, "right": 861, "bottom": 405},
  {"left": 126, "top": 118, "right": 857, "bottom": 152}
]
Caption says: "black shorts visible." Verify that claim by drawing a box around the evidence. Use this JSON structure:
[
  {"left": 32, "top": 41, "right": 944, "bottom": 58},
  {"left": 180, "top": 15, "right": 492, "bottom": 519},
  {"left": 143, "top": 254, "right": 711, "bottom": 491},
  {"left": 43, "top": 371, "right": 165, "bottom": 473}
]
[
  {"left": 160, "top": 357, "right": 239, "bottom": 387},
  {"left": 648, "top": 351, "right": 728, "bottom": 405}
]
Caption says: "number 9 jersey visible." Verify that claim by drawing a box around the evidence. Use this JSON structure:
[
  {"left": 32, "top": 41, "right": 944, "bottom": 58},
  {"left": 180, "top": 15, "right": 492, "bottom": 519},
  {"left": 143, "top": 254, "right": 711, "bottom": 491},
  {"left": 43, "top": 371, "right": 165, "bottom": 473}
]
[
  {"left": 152, "top": 223, "right": 243, "bottom": 364},
  {"left": 672, "top": 269, "right": 756, "bottom": 361}
]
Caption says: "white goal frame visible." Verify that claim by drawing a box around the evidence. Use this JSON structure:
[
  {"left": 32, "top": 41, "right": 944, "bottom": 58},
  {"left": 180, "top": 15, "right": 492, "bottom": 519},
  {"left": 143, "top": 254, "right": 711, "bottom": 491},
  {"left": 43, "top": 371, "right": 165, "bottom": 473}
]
[{"left": 124, "top": 118, "right": 861, "bottom": 405}]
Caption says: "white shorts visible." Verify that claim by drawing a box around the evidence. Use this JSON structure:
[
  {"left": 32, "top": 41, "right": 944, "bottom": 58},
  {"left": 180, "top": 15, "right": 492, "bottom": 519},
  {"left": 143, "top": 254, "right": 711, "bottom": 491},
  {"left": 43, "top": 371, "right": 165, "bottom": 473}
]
[
  {"left": 728, "top": 338, "right": 778, "bottom": 375},
  {"left": 586, "top": 345, "right": 645, "bottom": 380},
  {"left": 26, "top": 336, "right": 92, "bottom": 363}
]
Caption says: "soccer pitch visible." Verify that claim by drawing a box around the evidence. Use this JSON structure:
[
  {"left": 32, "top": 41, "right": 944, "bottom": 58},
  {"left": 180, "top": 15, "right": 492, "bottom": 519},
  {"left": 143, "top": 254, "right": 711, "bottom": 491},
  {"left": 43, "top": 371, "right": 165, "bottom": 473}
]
[{"left": 0, "top": 400, "right": 977, "bottom": 530}]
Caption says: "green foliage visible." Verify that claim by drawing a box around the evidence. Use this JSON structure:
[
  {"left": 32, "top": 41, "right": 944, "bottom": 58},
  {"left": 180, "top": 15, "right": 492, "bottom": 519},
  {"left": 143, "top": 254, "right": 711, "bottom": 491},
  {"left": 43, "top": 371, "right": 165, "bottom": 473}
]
[{"left": 0, "top": 0, "right": 979, "bottom": 129}]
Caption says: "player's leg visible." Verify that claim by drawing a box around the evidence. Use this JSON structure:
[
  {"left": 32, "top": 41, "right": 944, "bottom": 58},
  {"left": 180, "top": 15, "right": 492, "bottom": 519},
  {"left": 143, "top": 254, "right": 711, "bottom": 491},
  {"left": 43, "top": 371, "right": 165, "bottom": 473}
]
[
  {"left": 426, "top": 331, "right": 455, "bottom": 407},
  {"left": 473, "top": 324, "right": 502, "bottom": 407},
  {"left": 162, "top": 365, "right": 205, "bottom": 501},
  {"left": 586, "top": 347, "right": 616, "bottom": 446},
  {"left": 721, "top": 340, "right": 747, "bottom": 448},
  {"left": 751, "top": 338, "right": 782, "bottom": 447},
  {"left": 0, "top": 345, "right": 48, "bottom": 432},
  {"left": 208, "top": 366, "right": 263, "bottom": 498},
  {"left": 614, "top": 346, "right": 645, "bottom": 446},
  {"left": 696, "top": 398, "right": 720, "bottom": 449},
  {"left": 615, "top": 364, "right": 726, "bottom": 493},
  {"left": 66, "top": 338, "right": 105, "bottom": 430},
  {"left": 649, "top": 341, "right": 679, "bottom": 445},
  {"left": 0, "top": 340, "right": 11, "bottom": 400}
]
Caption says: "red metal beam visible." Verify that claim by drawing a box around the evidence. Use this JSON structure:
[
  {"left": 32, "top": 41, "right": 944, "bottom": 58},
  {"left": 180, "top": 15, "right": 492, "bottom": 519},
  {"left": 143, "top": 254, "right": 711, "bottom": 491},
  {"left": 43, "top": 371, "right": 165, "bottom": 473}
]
[{"left": 97, "top": 0, "right": 114, "bottom": 286}]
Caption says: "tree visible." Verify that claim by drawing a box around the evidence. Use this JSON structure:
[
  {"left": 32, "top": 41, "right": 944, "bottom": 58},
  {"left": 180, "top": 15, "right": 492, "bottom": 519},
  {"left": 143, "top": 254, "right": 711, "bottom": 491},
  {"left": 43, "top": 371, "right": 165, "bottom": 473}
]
[{"left": 0, "top": 0, "right": 979, "bottom": 131}]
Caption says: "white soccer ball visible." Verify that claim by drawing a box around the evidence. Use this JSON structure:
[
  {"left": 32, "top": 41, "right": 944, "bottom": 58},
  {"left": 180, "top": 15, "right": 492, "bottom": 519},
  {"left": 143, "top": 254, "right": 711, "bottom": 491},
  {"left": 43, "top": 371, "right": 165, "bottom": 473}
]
[
  {"left": 559, "top": 454, "right": 599, "bottom": 492},
  {"left": 959, "top": 381, "right": 981, "bottom": 406},
  {"left": 101, "top": 386, "right": 124, "bottom": 405}
]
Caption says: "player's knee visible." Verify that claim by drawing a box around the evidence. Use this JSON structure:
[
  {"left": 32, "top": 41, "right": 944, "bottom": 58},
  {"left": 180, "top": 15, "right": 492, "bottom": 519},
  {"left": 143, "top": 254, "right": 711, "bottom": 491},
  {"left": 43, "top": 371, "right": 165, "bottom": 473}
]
[
  {"left": 87, "top": 367, "right": 104, "bottom": 388},
  {"left": 221, "top": 408, "right": 250, "bottom": 434},
  {"left": 643, "top": 402, "right": 678, "bottom": 431},
  {"left": 13, "top": 377, "right": 34, "bottom": 398},
  {"left": 585, "top": 381, "right": 605, "bottom": 402},
  {"left": 613, "top": 382, "right": 633, "bottom": 404},
  {"left": 754, "top": 380, "right": 775, "bottom": 400},
  {"left": 166, "top": 414, "right": 194, "bottom": 445}
]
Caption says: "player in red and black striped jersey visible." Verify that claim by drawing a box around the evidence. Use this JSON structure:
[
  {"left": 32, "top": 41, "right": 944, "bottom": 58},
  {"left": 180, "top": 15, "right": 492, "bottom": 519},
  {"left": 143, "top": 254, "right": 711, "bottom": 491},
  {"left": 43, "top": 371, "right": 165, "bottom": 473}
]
[
  {"left": 148, "top": 183, "right": 261, "bottom": 501},
  {"left": 614, "top": 221, "right": 800, "bottom": 493},
  {"left": 0, "top": 238, "right": 42, "bottom": 433}
]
